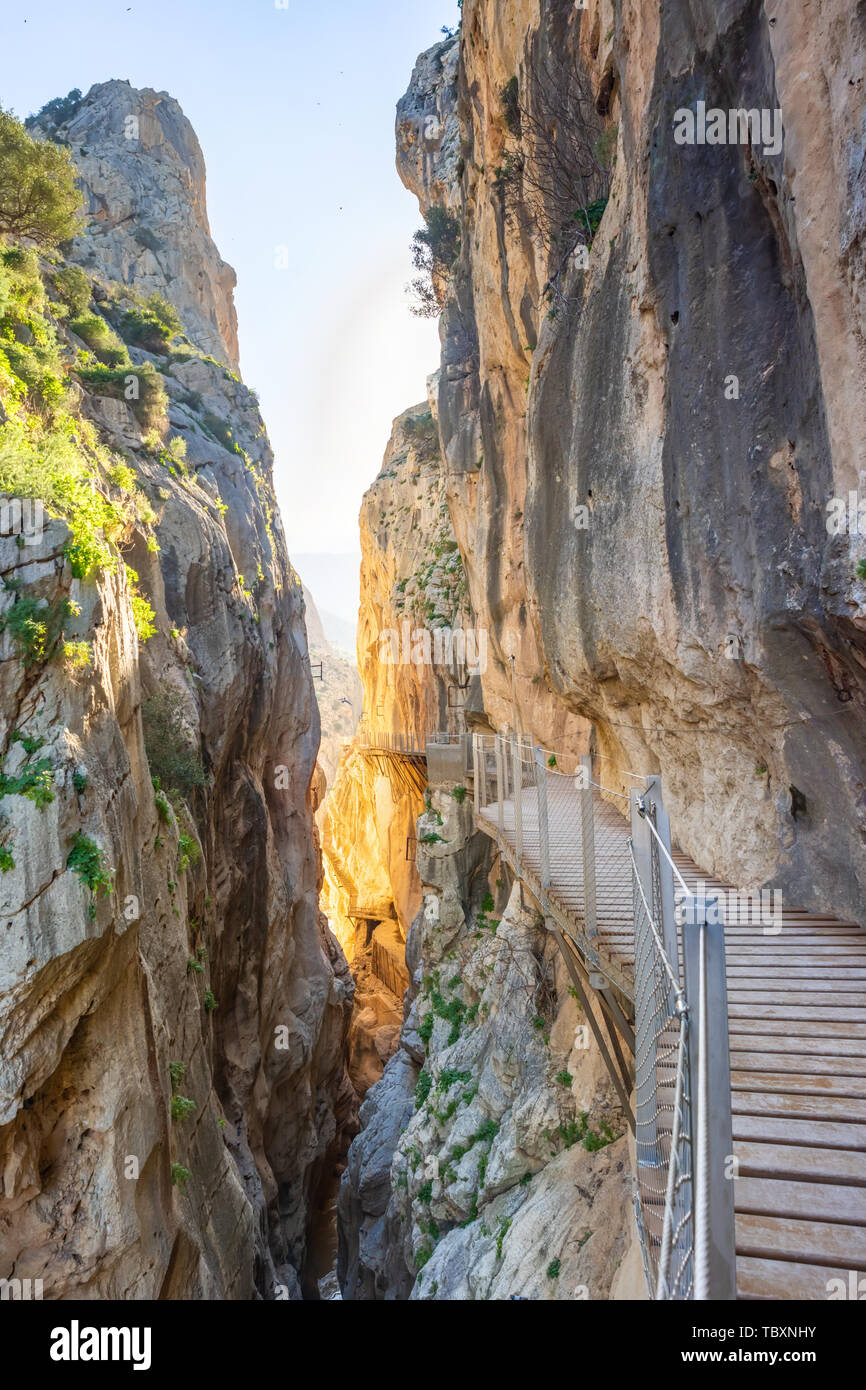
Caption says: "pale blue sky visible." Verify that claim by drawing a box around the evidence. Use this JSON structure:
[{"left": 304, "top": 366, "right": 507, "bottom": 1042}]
[{"left": 2, "top": 0, "right": 460, "bottom": 576}]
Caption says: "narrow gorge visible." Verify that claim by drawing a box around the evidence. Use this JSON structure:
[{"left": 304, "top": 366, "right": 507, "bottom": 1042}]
[{"left": 1, "top": 0, "right": 865, "bottom": 1319}]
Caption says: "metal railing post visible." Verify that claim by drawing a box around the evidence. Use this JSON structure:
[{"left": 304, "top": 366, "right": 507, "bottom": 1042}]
[
  {"left": 580, "top": 753, "right": 597, "bottom": 941},
  {"left": 644, "top": 776, "right": 679, "bottom": 1002},
  {"left": 473, "top": 734, "right": 481, "bottom": 816},
  {"left": 495, "top": 735, "right": 505, "bottom": 831},
  {"left": 631, "top": 787, "right": 658, "bottom": 1161},
  {"left": 682, "top": 891, "right": 736, "bottom": 1300},
  {"left": 512, "top": 735, "right": 523, "bottom": 861},
  {"left": 533, "top": 746, "right": 551, "bottom": 891}
]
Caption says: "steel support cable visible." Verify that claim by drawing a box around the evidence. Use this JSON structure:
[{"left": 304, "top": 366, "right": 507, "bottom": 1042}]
[
  {"left": 636, "top": 801, "right": 691, "bottom": 897},
  {"left": 628, "top": 839, "right": 685, "bottom": 1006},
  {"left": 591, "top": 780, "right": 631, "bottom": 799}
]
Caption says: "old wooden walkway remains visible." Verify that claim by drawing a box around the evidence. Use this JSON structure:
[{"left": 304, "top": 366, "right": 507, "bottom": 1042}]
[{"left": 470, "top": 733, "right": 866, "bottom": 1302}]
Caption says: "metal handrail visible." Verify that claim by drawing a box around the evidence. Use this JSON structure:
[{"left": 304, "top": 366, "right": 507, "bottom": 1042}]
[
  {"left": 637, "top": 797, "right": 691, "bottom": 896},
  {"left": 470, "top": 727, "right": 736, "bottom": 1301}
]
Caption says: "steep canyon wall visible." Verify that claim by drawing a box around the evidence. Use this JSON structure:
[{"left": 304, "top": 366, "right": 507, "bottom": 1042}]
[
  {"left": 399, "top": 0, "right": 866, "bottom": 922},
  {"left": 337, "top": 0, "right": 866, "bottom": 1302},
  {"left": 0, "top": 83, "right": 351, "bottom": 1299}
]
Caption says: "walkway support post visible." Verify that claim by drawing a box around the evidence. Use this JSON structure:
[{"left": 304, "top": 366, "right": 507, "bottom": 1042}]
[
  {"left": 631, "top": 787, "right": 658, "bottom": 1162},
  {"left": 512, "top": 735, "right": 523, "bottom": 860},
  {"left": 682, "top": 891, "right": 736, "bottom": 1300},
  {"left": 643, "top": 777, "right": 679, "bottom": 975},
  {"left": 533, "top": 746, "right": 551, "bottom": 891},
  {"left": 472, "top": 735, "right": 480, "bottom": 816},
  {"left": 580, "top": 753, "right": 597, "bottom": 941},
  {"left": 495, "top": 735, "right": 505, "bottom": 832}
]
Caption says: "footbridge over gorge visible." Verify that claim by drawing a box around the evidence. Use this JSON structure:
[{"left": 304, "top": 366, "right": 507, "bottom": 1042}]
[{"left": 406, "top": 729, "right": 866, "bottom": 1301}]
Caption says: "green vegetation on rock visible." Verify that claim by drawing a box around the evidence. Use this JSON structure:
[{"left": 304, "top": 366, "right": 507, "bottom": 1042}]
[{"left": 0, "top": 107, "right": 81, "bottom": 246}]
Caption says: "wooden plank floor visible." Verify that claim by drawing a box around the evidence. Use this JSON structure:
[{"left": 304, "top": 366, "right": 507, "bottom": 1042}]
[{"left": 479, "top": 787, "right": 866, "bottom": 1300}]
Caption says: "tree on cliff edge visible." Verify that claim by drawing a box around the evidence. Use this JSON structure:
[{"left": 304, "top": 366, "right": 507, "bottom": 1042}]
[{"left": 0, "top": 108, "right": 81, "bottom": 247}]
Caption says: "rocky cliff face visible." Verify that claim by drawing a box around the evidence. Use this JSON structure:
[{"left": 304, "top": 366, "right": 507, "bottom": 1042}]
[
  {"left": 398, "top": 1, "right": 866, "bottom": 923},
  {"left": 320, "top": 399, "right": 474, "bottom": 1101},
  {"left": 338, "top": 788, "right": 641, "bottom": 1301},
  {"left": 333, "top": 302, "right": 638, "bottom": 1304},
  {"left": 321, "top": 397, "right": 473, "bottom": 959},
  {"left": 337, "top": 0, "right": 866, "bottom": 1303},
  {"left": 0, "top": 83, "right": 351, "bottom": 1299},
  {"left": 30, "top": 80, "right": 239, "bottom": 372}
]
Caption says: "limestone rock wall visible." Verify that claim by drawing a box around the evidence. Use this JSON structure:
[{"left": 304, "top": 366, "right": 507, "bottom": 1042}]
[
  {"left": 31, "top": 81, "right": 240, "bottom": 372},
  {"left": 0, "top": 85, "right": 351, "bottom": 1299},
  {"left": 321, "top": 398, "right": 474, "bottom": 960},
  {"left": 338, "top": 788, "right": 641, "bottom": 1300},
  {"left": 398, "top": 1, "right": 866, "bottom": 922}
]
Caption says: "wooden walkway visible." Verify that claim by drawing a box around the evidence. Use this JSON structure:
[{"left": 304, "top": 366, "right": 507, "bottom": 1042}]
[{"left": 478, "top": 784, "right": 866, "bottom": 1301}]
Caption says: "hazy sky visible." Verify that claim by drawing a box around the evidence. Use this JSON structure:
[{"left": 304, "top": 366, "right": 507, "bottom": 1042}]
[{"left": 2, "top": 0, "right": 460, "bottom": 564}]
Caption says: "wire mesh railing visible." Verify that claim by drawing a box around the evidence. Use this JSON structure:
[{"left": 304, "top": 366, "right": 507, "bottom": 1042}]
[
  {"left": 469, "top": 730, "right": 736, "bottom": 1301},
  {"left": 472, "top": 733, "right": 639, "bottom": 981},
  {"left": 630, "top": 800, "right": 694, "bottom": 1298}
]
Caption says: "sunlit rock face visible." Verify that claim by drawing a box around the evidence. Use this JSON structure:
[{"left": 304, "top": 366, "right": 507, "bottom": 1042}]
[
  {"left": 0, "top": 84, "right": 352, "bottom": 1299},
  {"left": 30, "top": 80, "right": 240, "bottom": 372},
  {"left": 398, "top": 1, "right": 866, "bottom": 923},
  {"left": 321, "top": 399, "right": 473, "bottom": 960}
]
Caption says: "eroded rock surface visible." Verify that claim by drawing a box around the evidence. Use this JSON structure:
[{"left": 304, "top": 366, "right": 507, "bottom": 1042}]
[
  {"left": 31, "top": 80, "right": 239, "bottom": 371},
  {"left": 0, "top": 83, "right": 351, "bottom": 1299},
  {"left": 398, "top": 1, "right": 866, "bottom": 921},
  {"left": 338, "top": 788, "right": 640, "bottom": 1300},
  {"left": 322, "top": 398, "right": 473, "bottom": 958}
]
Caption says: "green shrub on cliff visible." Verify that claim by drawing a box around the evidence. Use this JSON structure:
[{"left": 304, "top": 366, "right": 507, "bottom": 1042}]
[
  {"left": 414, "top": 1069, "right": 433, "bottom": 1108},
  {"left": 77, "top": 360, "right": 168, "bottom": 429},
  {"left": 0, "top": 587, "right": 80, "bottom": 667},
  {"left": 170, "top": 1094, "right": 196, "bottom": 1122},
  {"left": 124, "top": 566, "right": 157, "bottom": 644},
  {"left": 66, "top": 832, "right": 112, "bottom": 918},
  {"left": 0, "top": 107, "right": 82, "bottom": 246},
  {"left": 68, "top": 312, "right": 129, "bottom": 367},
  {"left": 170, "top": 1163, "right": 191, "bottom": 1191},
  {"left": 26, "top": 89, "right": 83, "bottom": 132},
  {"left": 0, "top": 756, "right": 55, "bottom": 809},
  {"left": 51, "top": 265, "right": 92, "bottom": 317},
  {"left": 178, "top": 832, "right": 200, "bottom": 871},
  {"left": 118, "top": 291, "right": 182, "bottom": 352},
  {"left": 408, "top": 206, "right": 462, "bottom": 319},
  {"left": 0, "top": 419, "right": 128, "bottom": 576},
  {"left": 142, "top": 689, "right": 206, "bottom": 797},
  {"left": 500, "top": 77, "right": 521, "bottom": 136}
]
